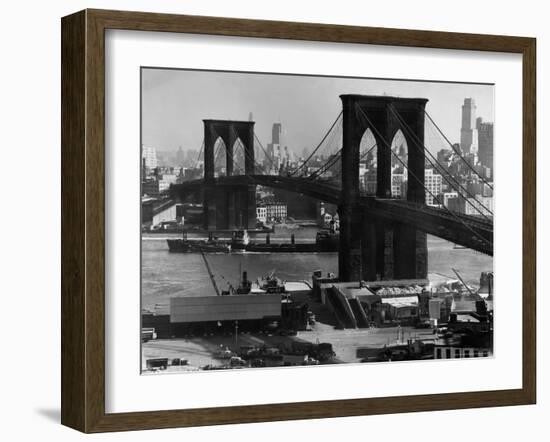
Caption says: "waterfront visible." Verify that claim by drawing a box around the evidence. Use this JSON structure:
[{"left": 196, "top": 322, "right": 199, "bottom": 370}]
[
  {"left": 139, "top": 73, "right": 496, "bottom": 374},
  {"left": 142, "top": 325, "right": 438, "bottom": 372},
  {"left": 141, "top": 226, "right": 493, "bottom": 314}
]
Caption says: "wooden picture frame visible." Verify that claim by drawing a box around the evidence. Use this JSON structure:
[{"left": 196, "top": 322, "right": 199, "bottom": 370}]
[{"left": 61, "top": 9, "right": 536, "bottom": 433}]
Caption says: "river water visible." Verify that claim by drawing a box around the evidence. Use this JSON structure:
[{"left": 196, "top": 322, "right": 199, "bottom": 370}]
[{"left": 141, "top": 226, "right": 493, "bottom": 313}]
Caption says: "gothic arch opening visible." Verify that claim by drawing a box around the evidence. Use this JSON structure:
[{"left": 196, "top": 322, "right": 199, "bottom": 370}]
[
  {"left": 213, "top": 136, "right": 227, "bottom": 177},
  {"left": 231, "top": 137, "right": 246, "bottom": 175},
  {"left": 359, "top": 128, "right": 377, "bottom": 195},
  {"left": 390, "top": 129, "right": 408, "bottom": 199}
]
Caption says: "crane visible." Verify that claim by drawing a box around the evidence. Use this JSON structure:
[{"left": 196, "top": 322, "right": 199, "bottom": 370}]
[
  {"left": 200, "top": 249, "right": 221, "bottom": 296},
  {"left": 451, "top": 268, "right": 475, "bottom": 296}
]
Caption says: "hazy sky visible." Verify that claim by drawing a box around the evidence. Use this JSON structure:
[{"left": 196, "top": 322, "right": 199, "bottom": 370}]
[{"left": 141, "top": 68, "right": 494, "bottom": 155}]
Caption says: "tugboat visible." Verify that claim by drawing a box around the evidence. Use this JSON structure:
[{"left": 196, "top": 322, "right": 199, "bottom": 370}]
[
  {"left": 257, "top": 271, "right": 286, "bottom": 294},
  {"left": 222, "top": 270, "right": 253, "bottom": 295},
  {"left": 315, "top": 229, "right": 339, "bottom": 252},
  {"left": 230, "top": 230, "right": 250, "bottom": 251},
  {"left": 166, "top": 238, "right": 193, "bottom": 253}
]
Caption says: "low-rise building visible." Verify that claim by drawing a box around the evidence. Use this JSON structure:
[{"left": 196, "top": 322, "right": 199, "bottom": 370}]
[
  {"left": 142, "top": 199, "right": 182, "bottom": 228},
  {"left": 447, "top": 194, "right": 494, "bottom": 218},
  {"left": 142, "top": 179, "right": 171, "bottom": 197},
  {"left": 434, "top": 346, "right": 491, "bottom": 359},
  {"left": 391, "top": 167, "right": 407, "bottom": 198},
  {"left": 465, "top": 195, "right": 493, "bottom": 217},
  {"left": 256, "top": 205, "right": 267, "bottom": 223},
  {"left": 442, "top": 191, "right": 459, "bottom": 208},
  {"left": 265, "top": 201, "right": 287, "bottom": 221},
  {"left": 364, "top": 169, "right": 377, "bottom": 194}
]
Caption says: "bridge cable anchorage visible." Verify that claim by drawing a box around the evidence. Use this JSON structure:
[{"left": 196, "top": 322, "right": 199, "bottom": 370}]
[
  {"left": 388, "top": 104, "right": 493, "bottom": 221},
  {"left": 424, "top": 110, "right": 494, "bottom": 191},
  {"left": 289, "top": 110, "right": 343, "bottom": 177},
  {"left": 354, "top": 104, "right": 493, "bottom": 248}
]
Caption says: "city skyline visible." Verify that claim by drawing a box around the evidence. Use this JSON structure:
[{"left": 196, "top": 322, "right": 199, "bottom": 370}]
[{"left": 142, "top": 68, "right": 494, "bottom": 156}]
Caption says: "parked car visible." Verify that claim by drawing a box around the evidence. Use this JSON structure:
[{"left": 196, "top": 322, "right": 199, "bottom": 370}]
[
  {"left": 229, "top": 356, "right": 247, "bottom": 367},
  {"left": 215, "top": 347, "right": 235, "bottom": 359}
]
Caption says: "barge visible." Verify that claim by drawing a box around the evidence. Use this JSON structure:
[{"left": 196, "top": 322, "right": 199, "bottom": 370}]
[{"left": 167, "top": 229, "right": 339, "bottom": 253}]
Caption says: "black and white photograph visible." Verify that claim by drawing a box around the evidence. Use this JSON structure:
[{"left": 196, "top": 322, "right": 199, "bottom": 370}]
[
  {"left": 140, "top": 68, "right": 494, "bottom": 373},
  {"left": 3, "top": 0, "right": 544, "bottom": 438}
]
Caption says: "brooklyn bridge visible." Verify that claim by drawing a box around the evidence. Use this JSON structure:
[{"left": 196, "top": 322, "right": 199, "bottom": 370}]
[{"left": 170, "top": 94, "right": 493, "bottom": 283}]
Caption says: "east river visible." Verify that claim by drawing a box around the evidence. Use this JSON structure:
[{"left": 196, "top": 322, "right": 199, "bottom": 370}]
[{"left": 141, "top": 226, "right": 493, "bottom": 313}]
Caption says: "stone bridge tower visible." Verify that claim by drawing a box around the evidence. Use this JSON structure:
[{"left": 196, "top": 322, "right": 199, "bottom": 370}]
[
  {"left": 339, "top": 95, "right": 428, "bottom": 282},
  {"left": 203, "top": 120, "right": 256, "bottom": 230}
]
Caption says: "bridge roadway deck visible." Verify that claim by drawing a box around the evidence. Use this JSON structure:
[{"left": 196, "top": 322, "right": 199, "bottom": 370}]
[{"left": 170, "top": 175, "right": 493, "bottom": 255}]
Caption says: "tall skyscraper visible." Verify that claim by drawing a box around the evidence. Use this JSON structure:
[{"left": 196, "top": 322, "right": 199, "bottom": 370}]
[
  {"left": 267, "top": 122, "right": 283, "bottom": 173},
  {"left": 142, "top": 145, "right": 158, "bottom": 169},
  {"left": 272, "top": 123, "right": 282, "bottom": 145},
  {"left": 175, "top": 146, "right": 185, "bottom": 166},
  {"left": 460, "top": 98, "right": 479, "bottom": 156},
  {"left": 476, "top": 117, "right": 494, "bottom": 171}
]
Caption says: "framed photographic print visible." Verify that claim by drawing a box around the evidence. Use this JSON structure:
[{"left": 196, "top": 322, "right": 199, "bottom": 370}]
[{"left": 61, "top": 9, "right": 536, "bottom": 433}]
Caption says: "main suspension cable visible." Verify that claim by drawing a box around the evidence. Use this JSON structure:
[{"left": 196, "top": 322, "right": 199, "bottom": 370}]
[
  {"left": 388, "top": 104, "right": 493, "bottom": 220},
  {"left": 289, "top": 111, "right": 343, "bottom": 176},
  {"left": 424, "top": 110, "right": 494, "bottom": 190},
  {"left": 193, "top": 138, "right": 205, "bottom": 169},
  {"left": 355, "top": 104, "right": 492, "bottom": 247}
]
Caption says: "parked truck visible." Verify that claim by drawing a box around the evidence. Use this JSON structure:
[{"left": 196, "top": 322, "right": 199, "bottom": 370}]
[
  {"left": 141, "top": 327, "right": 157, "bottom": 343},
  {"left": 146, "top": 358, "right": 168, "bottom": 371}
]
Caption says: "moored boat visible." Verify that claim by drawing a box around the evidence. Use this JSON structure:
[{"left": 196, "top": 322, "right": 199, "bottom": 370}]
[
  {"left": 167, "top": 238, "right": 231, "bottom": 253},
  {"left": 230, "top": 230, "right": 250, "bottom": 250}
]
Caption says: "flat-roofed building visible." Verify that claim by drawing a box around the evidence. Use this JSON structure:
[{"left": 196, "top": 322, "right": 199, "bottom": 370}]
[
  {"left": 170, "top": 294, "right": 282, "bottom": 324},
  {"left": 265, "top": 201, "right": 287, "bottom": 221},
  {"left": 476, "top": 117, "right": 494, "bottom": 170},
  {"left": 256, "top": 205, "right": 267, "bottom": 223},
  {"left": 425, "top": 168, "right": 443, "bottom": 206}
]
